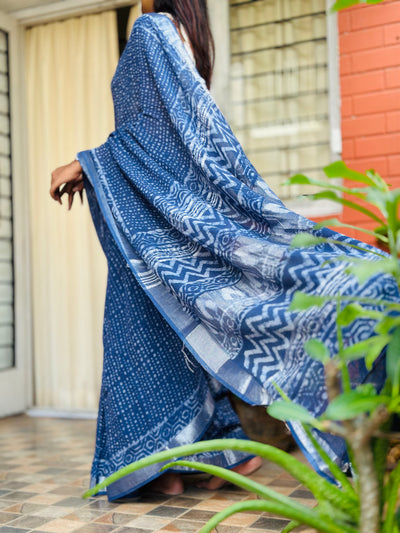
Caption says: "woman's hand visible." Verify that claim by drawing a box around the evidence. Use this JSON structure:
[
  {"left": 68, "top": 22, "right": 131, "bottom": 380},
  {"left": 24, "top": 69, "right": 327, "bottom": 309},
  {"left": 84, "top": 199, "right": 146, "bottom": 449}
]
[{"left": 50, "top": 160, "right": 84, "bottom": 210}]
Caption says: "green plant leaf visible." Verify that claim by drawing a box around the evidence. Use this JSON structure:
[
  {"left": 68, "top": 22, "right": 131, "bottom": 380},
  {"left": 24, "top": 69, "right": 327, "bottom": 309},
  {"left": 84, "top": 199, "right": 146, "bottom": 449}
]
[
  {"left": 287, "top": 174, "right": 365, "bottom": 198},
  {"left": 291, "top": 234, "right": 382, "bottom": 257},
  {"left": 323, "top": 161, "right": 376, "bottom": 186},
  {"left": 301, "top": 425, "right": 357, "bottom": 498},
  {"left": 337, "top": 303, "right": 383, "bottom": 327},
  {"left": 339, "top": 335, "right": 391, "bottom": 367},
  {"left": 331, "top": 0, "right": 385, "bottom": 11},
  {"left": 196, "top": 498, "right": 357, "bottom": 533},
  {"left": 307, "top": 191, "right": 386, "bottom": 225},
  {"left": 315, "top": 218, "right": 388, "bottom": 241},
  {"left": 289, "top": 291, "right": 328, "bottom": 311},
  {"left": 382, "top": 461, "right": 400, "bottom": 533},
  {"left": 161, "top": 459, "right": 307, "bottom": 509},
  {"left": 82, "top": 438, "right": 359, "bottom": 516},
  {"left": 365, "top": 168, "right": 390, "bottom": 190},
  {"left": 386, "top": 326, "right": 400, "bottom": 396},
  {"left": 324, "top": 389, "right": 390, "bottom": 420},
  {"left": 346, "top": 257, "right": 398, "bottom": 283},
  {"left": 267, "top": 401, "right": 319, "bottom": 426},
  {"left": 290, "top": 233, "right": 327, "bottom": 248},
  {"left": 304, "top": 339, "right": 330, "bottom": 363},
  {"left": 365, "top": 189, "right": 391, "bottom": 218},
  {"left": 281, "top": 521, "right": 301, "bottom": 533},
  {"left": 165, "top": 461, "right": 357, "bottom": 531},
  {"left": 374, "top": 316, "right": 400, "bottom": 335}
]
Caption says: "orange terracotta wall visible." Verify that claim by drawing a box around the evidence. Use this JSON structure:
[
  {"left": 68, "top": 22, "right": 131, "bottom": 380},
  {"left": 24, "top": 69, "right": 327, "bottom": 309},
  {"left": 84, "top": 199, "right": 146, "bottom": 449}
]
[{"left": 316, "top": 0, "right": 400, "bottom": 243}]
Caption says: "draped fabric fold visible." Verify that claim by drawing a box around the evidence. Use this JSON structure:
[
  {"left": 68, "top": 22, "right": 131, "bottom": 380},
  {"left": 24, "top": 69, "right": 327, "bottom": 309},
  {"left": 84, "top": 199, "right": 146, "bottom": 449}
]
[{"left": 78, "top": 13, "right": 398, "bottom": 497}]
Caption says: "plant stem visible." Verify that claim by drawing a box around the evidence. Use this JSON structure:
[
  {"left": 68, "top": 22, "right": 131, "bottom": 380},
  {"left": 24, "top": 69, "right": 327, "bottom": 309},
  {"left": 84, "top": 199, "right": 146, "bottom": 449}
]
[
  {"left": 352, "top": 437, "right": 380, "bottom": 533},
  {"left": 349, "top": 407, "right": 390, "bottom": 533},
  {"left": 335, "top": 299, "right": 352, "bottom": 393}
]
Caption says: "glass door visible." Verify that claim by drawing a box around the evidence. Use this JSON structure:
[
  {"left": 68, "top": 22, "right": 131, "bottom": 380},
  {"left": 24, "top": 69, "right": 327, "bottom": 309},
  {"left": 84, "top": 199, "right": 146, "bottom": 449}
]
[{"left": 0, "top": 10, "right": 31, "bottom": 417}]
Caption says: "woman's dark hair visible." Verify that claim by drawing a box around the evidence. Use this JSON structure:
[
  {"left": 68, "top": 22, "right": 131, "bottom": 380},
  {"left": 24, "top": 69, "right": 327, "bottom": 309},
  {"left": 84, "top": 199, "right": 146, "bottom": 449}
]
[{"left": 153, "top": 0, "right": 215, "bottom": 89}]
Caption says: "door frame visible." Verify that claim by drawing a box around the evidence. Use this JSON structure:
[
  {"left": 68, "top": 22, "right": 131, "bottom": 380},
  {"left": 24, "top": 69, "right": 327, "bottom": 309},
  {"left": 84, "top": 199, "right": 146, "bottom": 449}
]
[{"left": 0, "top": 10, "right": 32, "bottom": 417}]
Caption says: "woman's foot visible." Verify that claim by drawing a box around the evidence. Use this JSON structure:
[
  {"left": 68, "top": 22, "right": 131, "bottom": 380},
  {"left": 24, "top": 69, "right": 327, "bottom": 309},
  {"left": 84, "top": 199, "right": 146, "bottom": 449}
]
[
  {"left": 196, "top": 455, "right": 263, "bottom": 490},
  {"left": 149, "top": 473, "right": 184, "bottom": 495}
]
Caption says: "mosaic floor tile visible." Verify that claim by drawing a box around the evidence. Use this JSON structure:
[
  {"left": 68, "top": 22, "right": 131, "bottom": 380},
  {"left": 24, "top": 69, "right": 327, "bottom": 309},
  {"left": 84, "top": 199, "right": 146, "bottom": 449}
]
[
  {"left": 125, "top": 515, "right": 171, "bottom": 529},
  {"left": 0, "top": 503, "right": 13, "bottom": 512},
  {"left": 0, "top": 483, "right": 29, "bottom": 492},
  {"left": 93, "top": 511, "right": 134, "bottom": 526},
  {"left": 1, "top": 492, "right": 36, "bottom": 502},
  {"left": 32, "top": 506, "right": 76, "bottom": 519},
  {"left": 114, "top": 527, "right": 149, "bottom": 533},
  {"left": 158, "top": 519, "right": 202, "bottom": 532},
  {"left": 0, "top": 513, "right": 19, "bottom": 525},
  {"left": 165, "top": 497, "right": 199, "bottom": 510},
  {"left": 249, "top": 516, "right": 290, "bottom": 530},
  {"left": 217, "top": 512, "right": 258, "bottom": 527},
  {"left": 7, "top": 514, "right": 50, "bottom": 529},
  {"left": 0, "top": 527, "right": 31, "bottom": 533},
  {"left": 7, "top": 502, "right": 48, "bottom": 515},
  {"left": 72, "top": 523, "right": 117, "bottom": 533},
  {"left": 147, "top": 506, "right": 187, "bottom": 518},
  {"left": 178, "top": 509, "right": 215, "bottom": 522},
  {"left": 113, "top": 503, "right": 156, "bottom": 515},
  {"left": 209, "top": 527, "right": 242, "bottom": 533},
  {"left": 0, "top": 415, "right": 319, "bottom": 533},
  {"left": 38, "top": 518, "right": 87, "bottom": 533}
]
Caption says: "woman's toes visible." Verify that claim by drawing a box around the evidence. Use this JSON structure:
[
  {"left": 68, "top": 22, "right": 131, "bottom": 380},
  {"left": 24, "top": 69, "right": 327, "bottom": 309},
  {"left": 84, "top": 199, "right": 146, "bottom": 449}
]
[
  {"left": 196, "top": 456, "right": 263, "bottom": 491},
  {"left": 150, "top": 473, "right": 184, "bottom": 495}
]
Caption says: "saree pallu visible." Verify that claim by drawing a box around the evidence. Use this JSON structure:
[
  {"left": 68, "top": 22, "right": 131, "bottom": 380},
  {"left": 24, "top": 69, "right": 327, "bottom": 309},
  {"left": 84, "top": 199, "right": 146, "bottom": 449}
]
[{"left": 78, "top": 13, "right": 398, "bottom": 500}]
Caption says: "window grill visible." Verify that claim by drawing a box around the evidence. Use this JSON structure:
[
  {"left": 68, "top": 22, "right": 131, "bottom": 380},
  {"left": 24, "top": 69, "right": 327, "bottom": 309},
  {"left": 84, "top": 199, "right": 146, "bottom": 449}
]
[
  {"left": 0, "top": 29, "right": 15, "bottom": 371},
  {"left": 229, "top": 0, "right": 331, "bottom": 200}
]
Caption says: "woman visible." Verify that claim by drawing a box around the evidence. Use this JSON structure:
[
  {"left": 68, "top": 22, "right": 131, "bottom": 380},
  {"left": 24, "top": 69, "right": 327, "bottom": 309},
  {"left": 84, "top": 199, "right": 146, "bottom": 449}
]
[
  {"left": 51, "top": 0, "right": 262, "bottom": 499},
  {"left": 50, "top": 0, "right": 398, "bottom": 500}
]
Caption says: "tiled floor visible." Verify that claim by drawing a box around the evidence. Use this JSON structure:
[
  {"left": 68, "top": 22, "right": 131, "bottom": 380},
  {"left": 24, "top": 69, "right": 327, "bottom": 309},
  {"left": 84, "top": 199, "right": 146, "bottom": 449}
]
[{"left": 0, "top": 416, "right": 315, "bottom": 533}]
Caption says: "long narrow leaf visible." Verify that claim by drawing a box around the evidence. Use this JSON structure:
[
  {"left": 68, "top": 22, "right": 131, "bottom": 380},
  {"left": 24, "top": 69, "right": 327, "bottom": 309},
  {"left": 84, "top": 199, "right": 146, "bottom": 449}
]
[
  {"left": 287, "top": 174, "right": 365, "bottom": 198},
  {"left": 383, "top": 461, "right": 400, "bottom": 533},
  {"left": 289, "top": 292, "right": 328, "bottom": 311},
  {"left": 292, "top": 292, "right": 400, "bottom": 311},
  {"left": 272, "top": 384, "right": 356, "bottom": 499},
  {"left": 267, "top": 401, "right": 322, "bottom": 427},
  {"left": 323, "top": 161, "right": 378, "bottom": 186},
  {"left": 332, "top": 0, "right": 385, "bottom": 12},
  {"left": 302, "top": 425, "right": 357, "bottom": 499},
  {"left": 315, "top": 219, "right": 388, "bottom": 242},
  {"left": 346, "top": 257, "right": 399, "bottom": 282},
  {"left": 308, "top": 191, "right": 386, "bottom": 226},
  {"left": 197, "top": 499, "right": 358, "bottom": 533},
  {"left": 281, "top": 521, "right": 302, "bottom": 533},
  {"left": 324, "top": 391, "right": 390, "bottom": 420},
  {"left": 339, "top": 335, "right": 391, "bottom": 364},
  {"left": 82, "top": 438, "right": 358, "bottom": 514},
  {"left": 162, "top": 459, "right": 314, "bottom": 513},
  {"left": 386, "top": 326, "right": 400, "bottom": 397}
]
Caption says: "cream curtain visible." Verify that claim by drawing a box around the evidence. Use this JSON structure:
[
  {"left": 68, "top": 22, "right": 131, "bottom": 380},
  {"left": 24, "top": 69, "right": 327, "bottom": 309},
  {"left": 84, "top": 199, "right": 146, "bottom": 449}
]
[{"left": 25, "top": 12, "right": 119, "bottom": 410}]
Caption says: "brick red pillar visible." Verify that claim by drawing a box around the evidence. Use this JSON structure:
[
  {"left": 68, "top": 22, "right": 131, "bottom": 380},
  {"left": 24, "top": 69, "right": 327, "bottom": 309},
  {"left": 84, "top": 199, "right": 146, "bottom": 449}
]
[{"left": 336, "top": 0, "right": 400, "bottom": 242}]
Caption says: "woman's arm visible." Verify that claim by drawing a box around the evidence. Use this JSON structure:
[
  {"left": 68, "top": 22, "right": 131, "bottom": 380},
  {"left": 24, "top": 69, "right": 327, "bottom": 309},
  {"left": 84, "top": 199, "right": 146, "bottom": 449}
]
[{"left": 50, "top": 159, "right": 84, "bottom": 209}]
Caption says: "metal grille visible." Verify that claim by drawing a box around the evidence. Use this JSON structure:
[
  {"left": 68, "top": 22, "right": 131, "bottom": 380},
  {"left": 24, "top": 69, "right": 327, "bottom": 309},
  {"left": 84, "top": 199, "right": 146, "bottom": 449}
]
[
  {"left": 0, "top": 29, "right": 14, "bottom": 371},
  {"left": 229, "top": 0, "right": 330, "bottom": 200}
]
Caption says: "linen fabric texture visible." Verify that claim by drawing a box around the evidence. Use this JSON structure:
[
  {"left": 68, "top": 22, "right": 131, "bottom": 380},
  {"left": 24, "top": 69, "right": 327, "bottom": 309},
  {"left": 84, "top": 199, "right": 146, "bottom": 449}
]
[{"left": 78, "top": 13, "right": 398, "bottom": 500}]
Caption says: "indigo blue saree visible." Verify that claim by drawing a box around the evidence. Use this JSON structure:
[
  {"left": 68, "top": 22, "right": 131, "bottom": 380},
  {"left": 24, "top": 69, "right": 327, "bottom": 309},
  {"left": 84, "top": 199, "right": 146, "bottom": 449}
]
[{"left": 77, "top": 13, "right": 399, "bottom": 500}]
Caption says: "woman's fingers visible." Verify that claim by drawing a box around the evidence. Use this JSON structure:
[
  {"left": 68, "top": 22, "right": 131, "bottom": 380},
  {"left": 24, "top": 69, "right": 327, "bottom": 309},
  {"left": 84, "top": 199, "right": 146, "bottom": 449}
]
[
  {"left": 50, "top": 161, "right": 83, "bottom": 206},
  {"left": 51, "top": 171, "right": 84, "bottom": 209},
  {"left": 59, "top": 179, "right": 84, "bottom": 210}
]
